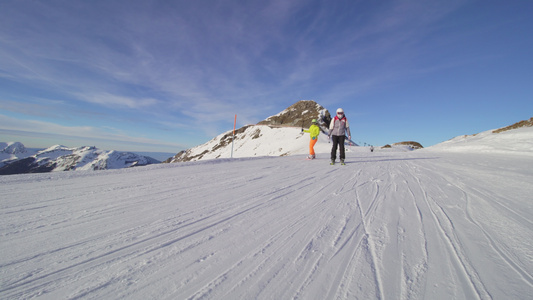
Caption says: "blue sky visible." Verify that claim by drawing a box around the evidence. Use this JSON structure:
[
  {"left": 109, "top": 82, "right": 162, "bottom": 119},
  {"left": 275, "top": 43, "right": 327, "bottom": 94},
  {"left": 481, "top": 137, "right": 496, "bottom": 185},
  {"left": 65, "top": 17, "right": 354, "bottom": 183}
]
[{"left": 1, "top": 0, "right": 532, "bottom": 153}]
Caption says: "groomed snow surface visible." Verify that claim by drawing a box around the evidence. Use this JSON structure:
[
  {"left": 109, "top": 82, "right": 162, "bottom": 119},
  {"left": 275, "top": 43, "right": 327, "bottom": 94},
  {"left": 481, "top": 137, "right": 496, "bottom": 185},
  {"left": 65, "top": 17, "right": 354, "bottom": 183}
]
[{"left": 2, "top": 131, "right": 533, "bottom": 299}]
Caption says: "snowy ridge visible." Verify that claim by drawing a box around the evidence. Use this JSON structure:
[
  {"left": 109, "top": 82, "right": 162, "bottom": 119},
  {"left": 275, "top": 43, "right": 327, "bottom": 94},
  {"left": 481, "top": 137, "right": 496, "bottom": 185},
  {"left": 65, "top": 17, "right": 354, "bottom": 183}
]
[
  {"left": 34, "top": 145, "right": 161, "bottom": 171},
  {"left": 0, "top": 144, "right": 160, "bottom": 175},
  {"left": 426, "top": 121, "right": 533, "bottom": 156}
]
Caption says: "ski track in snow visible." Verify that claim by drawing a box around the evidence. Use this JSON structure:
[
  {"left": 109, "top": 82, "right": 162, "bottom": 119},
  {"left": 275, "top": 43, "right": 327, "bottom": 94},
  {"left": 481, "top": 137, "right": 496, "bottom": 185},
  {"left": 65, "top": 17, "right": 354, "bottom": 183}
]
[{"left": 1, "top": 151, "right": 532, "bottom": 299}]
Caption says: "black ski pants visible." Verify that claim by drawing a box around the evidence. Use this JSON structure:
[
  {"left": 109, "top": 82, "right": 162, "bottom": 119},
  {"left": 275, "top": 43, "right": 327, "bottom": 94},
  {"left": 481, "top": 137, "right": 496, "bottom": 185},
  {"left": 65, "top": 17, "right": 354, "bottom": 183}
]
[{"left": 330, "top": 135, "right": 346, "bottom": 160}]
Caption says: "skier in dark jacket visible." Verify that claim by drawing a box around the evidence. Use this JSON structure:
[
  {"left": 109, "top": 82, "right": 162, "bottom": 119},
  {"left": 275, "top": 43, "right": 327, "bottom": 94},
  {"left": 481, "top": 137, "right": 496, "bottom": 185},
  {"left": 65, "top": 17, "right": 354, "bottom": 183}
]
[{"left": 329, "top": 108, "right": 351, "bottom": 165}]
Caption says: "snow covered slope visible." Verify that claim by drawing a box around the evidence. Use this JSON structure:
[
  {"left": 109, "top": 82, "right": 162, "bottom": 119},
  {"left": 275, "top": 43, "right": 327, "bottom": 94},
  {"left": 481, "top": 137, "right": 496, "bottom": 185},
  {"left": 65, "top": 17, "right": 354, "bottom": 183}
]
[
  {"left": 1, "top": 141, "right": 532, "bottom": 299},
  {"left": 167, "top": 125, "right": 335, "bottom": 162},
  {"left": 0, "top": 144, "right": 160, "bottom": 175},
  {"left": 426, "top": 117, "right": 533, "bottom": 156},
  {"left": 167, "top": 100, "right": 356, "bottom": 162}
]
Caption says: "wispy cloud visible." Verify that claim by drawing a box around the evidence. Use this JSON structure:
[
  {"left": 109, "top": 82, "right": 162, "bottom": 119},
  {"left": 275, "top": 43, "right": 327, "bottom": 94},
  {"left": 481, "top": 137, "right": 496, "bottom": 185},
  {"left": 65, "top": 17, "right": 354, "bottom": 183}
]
[
  {"left": 75, "top": 93, "right": 161, "bottom": 110},
  {"left": 6, "top": 0, "right": 524, "bottom": 150},
  {"left": 0, "top": 114, "right": 185, "bottom": 150},
  {"left": 2, "top": 0, "right": 468, "bottom": 115}
]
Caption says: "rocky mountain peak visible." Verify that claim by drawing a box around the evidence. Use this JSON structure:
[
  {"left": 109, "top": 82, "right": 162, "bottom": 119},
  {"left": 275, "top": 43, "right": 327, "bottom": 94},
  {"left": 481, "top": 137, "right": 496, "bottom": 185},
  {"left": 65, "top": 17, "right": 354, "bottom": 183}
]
[
  {"left": 257, "top": 100, "right": 331, "bottom": 129},
  {"left": 1, "top": 142, "right": 27, "bottom": 154}
]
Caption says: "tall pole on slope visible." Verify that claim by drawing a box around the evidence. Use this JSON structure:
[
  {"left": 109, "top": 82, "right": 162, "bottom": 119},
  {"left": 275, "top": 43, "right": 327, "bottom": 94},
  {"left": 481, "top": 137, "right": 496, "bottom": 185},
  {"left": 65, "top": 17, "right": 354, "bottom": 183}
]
[{"left": 231, "top": 114, "right": 237, "bottom": 158}]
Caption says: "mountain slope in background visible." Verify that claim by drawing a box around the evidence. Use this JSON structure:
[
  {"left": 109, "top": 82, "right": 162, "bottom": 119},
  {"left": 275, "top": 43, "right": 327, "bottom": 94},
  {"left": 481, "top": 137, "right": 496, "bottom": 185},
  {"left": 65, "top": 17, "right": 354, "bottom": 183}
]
[
  {"left": 0, "top": 144, "right": 160, "bottom": 175},
  {"left": 425, "top": 117, "right": 533, "bottom": 155},
  {"left": 167, "top": 100, "right": 353, "bottom": 163}
]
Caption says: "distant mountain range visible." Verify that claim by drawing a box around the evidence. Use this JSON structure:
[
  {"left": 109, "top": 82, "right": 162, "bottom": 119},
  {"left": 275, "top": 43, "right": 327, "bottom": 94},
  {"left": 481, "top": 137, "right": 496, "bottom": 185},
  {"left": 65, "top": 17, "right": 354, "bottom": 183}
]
[{"left": 0, "top": 143, "right": 160, "bottom": 175}]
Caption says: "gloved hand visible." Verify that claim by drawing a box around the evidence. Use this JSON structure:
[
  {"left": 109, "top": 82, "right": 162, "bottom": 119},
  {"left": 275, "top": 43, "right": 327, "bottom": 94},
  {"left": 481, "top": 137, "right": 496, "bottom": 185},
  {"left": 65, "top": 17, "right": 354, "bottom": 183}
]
[
  {"left": 312, "top": 137, "right": 316, "bottom": 140},
  {"left": 301, "top": 128, "right": 303, "bottom": 132}
]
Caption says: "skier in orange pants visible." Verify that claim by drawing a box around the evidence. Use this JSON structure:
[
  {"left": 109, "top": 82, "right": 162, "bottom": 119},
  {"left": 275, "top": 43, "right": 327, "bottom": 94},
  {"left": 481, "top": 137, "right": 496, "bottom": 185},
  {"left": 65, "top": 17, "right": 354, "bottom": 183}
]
[{"left": 302, "top": 119, "right": 320, "bottom": 159}]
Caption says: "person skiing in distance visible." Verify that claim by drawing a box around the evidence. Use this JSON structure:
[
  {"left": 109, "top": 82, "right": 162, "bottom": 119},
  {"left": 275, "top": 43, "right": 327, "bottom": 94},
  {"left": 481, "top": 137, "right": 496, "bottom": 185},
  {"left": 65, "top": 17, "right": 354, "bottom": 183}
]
[
  {"left": 302, "top": 119, "right": 320, "bottom": 159},
  {"left": 329, "top": 108, "right": 351, "bottom": 165}
]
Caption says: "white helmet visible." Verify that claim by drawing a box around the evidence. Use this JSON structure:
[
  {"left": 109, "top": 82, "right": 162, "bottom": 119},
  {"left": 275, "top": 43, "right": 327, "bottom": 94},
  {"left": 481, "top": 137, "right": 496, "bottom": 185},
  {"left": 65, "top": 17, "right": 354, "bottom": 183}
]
[{"left": 336, "top": 108, "right": 344, "bottom": 114}]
